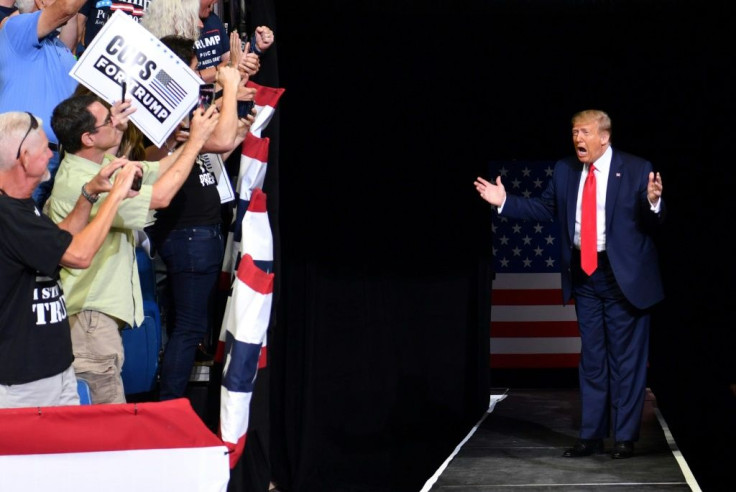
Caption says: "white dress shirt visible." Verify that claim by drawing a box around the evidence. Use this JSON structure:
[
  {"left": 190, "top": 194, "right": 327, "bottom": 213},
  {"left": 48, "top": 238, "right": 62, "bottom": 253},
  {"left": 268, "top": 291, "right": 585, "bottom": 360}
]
[{"left": 574, "top": 146, "right": 612, "bottom": 252}]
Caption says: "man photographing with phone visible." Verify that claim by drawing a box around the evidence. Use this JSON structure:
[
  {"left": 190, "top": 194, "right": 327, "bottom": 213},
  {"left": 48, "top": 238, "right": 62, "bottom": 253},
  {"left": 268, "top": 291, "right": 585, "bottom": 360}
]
[{"left": 44, "top": 92, "right": 219, "bottom": 404}]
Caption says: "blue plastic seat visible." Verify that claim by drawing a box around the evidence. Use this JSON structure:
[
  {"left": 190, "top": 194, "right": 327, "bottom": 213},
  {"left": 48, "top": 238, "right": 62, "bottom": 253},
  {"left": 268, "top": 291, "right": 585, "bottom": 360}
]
[{"left": 77, "top": 378, "right": 92, "bottom": 405}]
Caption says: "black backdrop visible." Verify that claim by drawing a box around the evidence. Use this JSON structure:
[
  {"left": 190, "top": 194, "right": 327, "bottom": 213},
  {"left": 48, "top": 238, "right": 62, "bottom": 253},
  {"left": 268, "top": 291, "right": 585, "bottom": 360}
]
[{"left": 231, "top": 1, "right": 736, "bottom": 490}]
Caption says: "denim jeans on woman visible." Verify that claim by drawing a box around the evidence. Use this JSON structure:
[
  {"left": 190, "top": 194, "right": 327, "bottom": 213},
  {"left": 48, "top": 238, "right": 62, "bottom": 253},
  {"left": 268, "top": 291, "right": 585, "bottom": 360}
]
[{"left": 156, "top": 224, "right": 224, "bottom": 400}]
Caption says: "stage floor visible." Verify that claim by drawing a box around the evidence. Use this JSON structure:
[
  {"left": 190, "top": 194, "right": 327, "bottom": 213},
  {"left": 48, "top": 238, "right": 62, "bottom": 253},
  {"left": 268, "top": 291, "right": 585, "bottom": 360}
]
[{"left": 425, "top": 388, "right": 700, "bottom": 491}]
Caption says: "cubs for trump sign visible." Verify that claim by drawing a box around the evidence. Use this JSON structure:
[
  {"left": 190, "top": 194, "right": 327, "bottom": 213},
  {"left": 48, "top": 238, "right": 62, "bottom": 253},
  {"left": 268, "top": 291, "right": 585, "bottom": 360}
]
[{"left": 69, "top": 10, "right": 203, "bottom": 147}]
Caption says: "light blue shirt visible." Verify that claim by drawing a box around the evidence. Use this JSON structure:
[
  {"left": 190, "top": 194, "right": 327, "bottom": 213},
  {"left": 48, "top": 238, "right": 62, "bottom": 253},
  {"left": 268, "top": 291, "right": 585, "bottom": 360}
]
[{"left": 0, "top": 11, "right": 78, "bottom": 144}]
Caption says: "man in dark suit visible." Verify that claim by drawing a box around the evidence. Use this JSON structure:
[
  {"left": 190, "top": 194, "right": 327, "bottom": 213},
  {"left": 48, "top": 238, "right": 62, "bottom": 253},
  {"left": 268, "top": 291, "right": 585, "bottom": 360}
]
[{"left": 474, "top": 109, "right": 664, "bottom": 459}]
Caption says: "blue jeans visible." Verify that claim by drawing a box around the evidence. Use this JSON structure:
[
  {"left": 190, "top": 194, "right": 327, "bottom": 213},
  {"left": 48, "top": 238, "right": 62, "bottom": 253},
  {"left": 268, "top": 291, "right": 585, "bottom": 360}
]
[
  {"left": 156, "top": 225, "right": 224, "bottom": 400},
  {"left": 32, "top": 150, "right": 60, "bottom": 210}
]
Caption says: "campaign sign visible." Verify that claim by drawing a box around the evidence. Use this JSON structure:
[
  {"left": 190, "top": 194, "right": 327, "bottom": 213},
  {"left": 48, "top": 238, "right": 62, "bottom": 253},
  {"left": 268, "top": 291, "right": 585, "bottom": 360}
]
[{"left": 69, "top": 10, "right": 203, "bottom": 148}]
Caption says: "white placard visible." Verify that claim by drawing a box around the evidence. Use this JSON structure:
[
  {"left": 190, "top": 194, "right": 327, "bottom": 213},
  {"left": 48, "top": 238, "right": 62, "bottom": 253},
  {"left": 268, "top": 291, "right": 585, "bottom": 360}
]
[{"left": 69, "top": 10, "right": 203, "bottom": 148}]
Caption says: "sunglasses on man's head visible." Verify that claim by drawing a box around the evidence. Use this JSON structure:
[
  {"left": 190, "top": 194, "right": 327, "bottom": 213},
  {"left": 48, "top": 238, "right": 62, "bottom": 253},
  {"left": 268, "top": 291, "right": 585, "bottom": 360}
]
[{"left": 16, "top": 112, "right": 39, "bottom": 160}]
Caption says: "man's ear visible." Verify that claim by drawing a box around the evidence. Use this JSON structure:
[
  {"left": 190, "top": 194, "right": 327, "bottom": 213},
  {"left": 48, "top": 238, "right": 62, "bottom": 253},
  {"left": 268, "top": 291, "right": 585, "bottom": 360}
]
[
  {"left": 600, "top": 132, "right": 611, "bottom": 146},
  {"left": 81, "top": 132, "right": 95, "bottom": 148},
  {"left": 18, "top": 153, "right": 28, "bottom": 174}
]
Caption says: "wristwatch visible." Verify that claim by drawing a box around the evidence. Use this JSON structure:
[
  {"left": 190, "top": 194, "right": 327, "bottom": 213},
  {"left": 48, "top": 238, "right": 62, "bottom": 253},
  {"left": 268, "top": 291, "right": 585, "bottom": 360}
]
[{"left": 81, "top": 183, "right": 99, "bottom": 204}]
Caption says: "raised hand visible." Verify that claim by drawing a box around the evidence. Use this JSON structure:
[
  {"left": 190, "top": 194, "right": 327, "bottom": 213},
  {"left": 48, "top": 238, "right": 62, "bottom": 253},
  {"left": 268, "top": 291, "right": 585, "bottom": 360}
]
[
  {"left": 111, "top": 98, "right": 137, "bottom": 131},
  {"left": 229, "top": 31, "right": 244, "bottom": 68},
  {"left": 474, "top": 176, "right": 506, "bottom": 207},
  {"left": 189, "top": 104, "right": 220, "bottom": 146},
  {"left": 254, "top": 25, "right": 274, "bottom": 52},
  {"left": 216, "top": 64, "right": 242, "bottom": 93},
  {"left": 647, "top": 171, "right": 662, "bottom": 204},
  {"left": 238, "top": 49, "right": 261, "bottom": 77}
]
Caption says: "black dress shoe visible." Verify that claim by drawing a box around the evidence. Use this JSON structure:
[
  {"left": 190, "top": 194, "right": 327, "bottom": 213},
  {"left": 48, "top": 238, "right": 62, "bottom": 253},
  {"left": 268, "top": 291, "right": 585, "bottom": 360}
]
[
  {"left": 562, "top": 439, "right": 604, "bottom": 457},
  {"left": 611, "top": 441, "right": 634, "bottom": 459}
]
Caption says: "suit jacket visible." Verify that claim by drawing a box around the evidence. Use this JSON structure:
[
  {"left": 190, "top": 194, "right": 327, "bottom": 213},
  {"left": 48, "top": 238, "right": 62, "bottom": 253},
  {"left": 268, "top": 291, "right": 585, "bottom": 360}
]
[{"left": 501, "top": 149, "right": 665, "bottom": 310}]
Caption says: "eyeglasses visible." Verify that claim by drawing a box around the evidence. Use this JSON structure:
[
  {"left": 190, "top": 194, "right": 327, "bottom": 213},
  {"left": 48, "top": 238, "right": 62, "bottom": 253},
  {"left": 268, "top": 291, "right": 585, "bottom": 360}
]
[
  {"left": 16, "top": 112, "right": 38, "bottom": 160},
  {"left": 91, "top": 112, "right": 113, "bottom": 132}
]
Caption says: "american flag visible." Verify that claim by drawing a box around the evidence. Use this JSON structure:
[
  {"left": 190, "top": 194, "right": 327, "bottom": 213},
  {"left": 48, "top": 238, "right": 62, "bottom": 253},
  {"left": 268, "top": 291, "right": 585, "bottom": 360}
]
[
  {"left": 110, "top": 3, "right": 145, "bottom": 17},
  {"left": 244, "top": 80, "right": 285, "bottom": 137},
  {"left": 489, "top": 160, "right": 580, "bottom": 368},
  {"left": 218, "top": 249, "right": 273, "bottom": 469},
  {"left": 150, "top": 70, "right": 186, "bottom": 108},
  {"left": 220, "top": 133, "right": 271, "bottom": 285},
  {"left": 215, "top": 82, "right": 284, "bottom": 468},
  {"left": 0, "top": 399, "right": 229, "bottom": 490}
]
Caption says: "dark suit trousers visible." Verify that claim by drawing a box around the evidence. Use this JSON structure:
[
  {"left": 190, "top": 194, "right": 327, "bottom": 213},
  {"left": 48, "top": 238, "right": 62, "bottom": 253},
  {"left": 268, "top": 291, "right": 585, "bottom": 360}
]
[{"left": 571, "top": 251, "right": 650, "bottom": 442}]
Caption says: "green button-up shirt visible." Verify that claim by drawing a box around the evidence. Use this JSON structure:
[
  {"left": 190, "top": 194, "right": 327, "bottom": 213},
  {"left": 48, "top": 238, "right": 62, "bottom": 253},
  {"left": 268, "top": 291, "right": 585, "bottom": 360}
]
[{"left": 46, "top": 153, "right": 160, "bottom": 327}]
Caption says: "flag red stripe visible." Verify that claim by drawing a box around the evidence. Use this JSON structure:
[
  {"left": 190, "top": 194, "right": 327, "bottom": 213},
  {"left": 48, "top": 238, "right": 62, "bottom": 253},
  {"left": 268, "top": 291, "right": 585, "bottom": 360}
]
[
  {"left": 249, "top": 188, "right": 267, "bottom": 213},
  {"left": 221, "top": 434, "right": 248, "bottom": 469},
  {"left": 491, "top": 321, "right": 579, "bottom": 337},
  {"left": 0, "top": 399, "right": 222, "bottom": 455},
  {"left": 241, "top": 133, "right": 270, "bottom": 161},
  {"left": 236, "top": 254, "right": 274, "bottom": 295},
  {"left": 245, "top": 81, "right": 286, "bottom": 107},
  {"left": 215, "top": 340, "right": 225, "bottom": 363},
  {"left": 490, "top": 353, "right": 580, "bottom": 368},
  {"left": 492, "top": 289, "right": 570, "bottom": 305}
]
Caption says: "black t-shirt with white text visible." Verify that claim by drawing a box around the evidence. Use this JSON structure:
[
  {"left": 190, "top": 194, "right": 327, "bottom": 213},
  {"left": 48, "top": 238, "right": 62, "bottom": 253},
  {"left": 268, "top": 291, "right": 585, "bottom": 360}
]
[
  {"left": 0, "top": 196, "right": 74, "bottom": 385},
  {"left": 147, "top": 153, "right": 222, "bottom": 243}
]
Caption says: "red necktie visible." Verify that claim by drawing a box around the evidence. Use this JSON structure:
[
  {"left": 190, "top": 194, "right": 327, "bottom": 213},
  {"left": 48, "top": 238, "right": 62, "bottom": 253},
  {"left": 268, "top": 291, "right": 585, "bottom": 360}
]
[{"left": 581, "top": 163, "right": 597, "bottom": 275}]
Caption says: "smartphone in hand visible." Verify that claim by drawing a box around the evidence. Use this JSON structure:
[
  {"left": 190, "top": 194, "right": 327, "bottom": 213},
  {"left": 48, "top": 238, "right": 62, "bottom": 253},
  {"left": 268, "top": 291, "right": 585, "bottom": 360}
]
[
  {"left": 131, "top": 173, "right": 142, "bottom": 191},
  {"left": 237, "top": 100, "right": 254, "bottom": 118},
  {"left": 198, "top": 83, "right": 215, "bottom": 110}
]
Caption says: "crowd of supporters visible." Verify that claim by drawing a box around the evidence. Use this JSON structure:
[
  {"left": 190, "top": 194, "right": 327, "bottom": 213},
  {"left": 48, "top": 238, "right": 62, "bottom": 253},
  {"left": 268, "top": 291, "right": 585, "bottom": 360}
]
[{"left": 0, "top": 0, "right": 273, "bottom": 409}]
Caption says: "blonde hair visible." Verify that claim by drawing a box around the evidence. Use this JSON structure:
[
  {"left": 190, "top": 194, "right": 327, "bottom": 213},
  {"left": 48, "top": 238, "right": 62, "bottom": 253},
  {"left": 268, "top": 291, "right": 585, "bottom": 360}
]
[
  {"left": 572, "top": 109, "right": 612, "bottom": 137},
  {"left": 141, "top": 0, "right": 201, "bottom": 40},
  {"left": 0, "top": 112, "right": 43, "bottom": 171}
]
